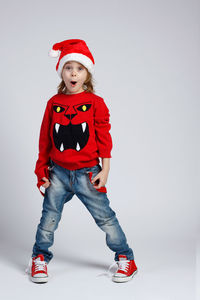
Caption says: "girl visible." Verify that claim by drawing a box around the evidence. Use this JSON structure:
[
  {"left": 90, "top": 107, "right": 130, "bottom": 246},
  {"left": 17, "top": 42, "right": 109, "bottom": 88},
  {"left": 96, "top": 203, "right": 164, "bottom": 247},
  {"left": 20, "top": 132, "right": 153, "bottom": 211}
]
[{"left": 26, "top": 39, "right": 138, "bottom": 283}]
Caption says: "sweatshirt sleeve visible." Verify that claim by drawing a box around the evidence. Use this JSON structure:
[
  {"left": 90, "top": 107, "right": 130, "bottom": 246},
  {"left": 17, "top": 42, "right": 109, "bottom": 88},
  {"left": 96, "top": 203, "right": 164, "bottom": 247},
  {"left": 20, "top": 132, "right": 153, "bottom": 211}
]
[
  {"left": 94, "top": 97, "right": 113, "bottom": 158},
  {"left": 34, "top": 100, "right": 52, "bottom": 195}
]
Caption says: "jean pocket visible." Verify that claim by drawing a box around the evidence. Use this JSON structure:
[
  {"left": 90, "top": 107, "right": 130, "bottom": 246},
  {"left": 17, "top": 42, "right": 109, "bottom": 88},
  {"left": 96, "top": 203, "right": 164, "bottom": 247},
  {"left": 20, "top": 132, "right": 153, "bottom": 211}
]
[
  {"left": 48, "top": 160, "right": 55, "bottom": 172},
  {"left": 85, "top": 164, "right": 101, "bottom": 173},
  {"left": 48, "top": 165, "right": 54, "bottom": 172},
  {"left": 86, "top": 165, "right": 107, "bottom": 193}
]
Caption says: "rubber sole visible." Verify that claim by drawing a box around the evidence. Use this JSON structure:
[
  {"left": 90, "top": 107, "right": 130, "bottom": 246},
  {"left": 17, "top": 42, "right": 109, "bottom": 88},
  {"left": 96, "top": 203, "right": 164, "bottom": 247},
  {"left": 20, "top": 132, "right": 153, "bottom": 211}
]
[
  {"left": 30, "top": 275, "right": 49, "bottom": 283},
  {"left": 112, "top": 269, "right": 138, "bottom": 283}
]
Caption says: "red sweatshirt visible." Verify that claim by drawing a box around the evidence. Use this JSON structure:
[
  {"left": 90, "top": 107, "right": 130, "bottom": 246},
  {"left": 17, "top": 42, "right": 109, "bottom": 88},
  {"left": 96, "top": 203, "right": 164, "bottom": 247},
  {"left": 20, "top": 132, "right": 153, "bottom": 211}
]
[{"left": 34, "top": 90, "right": 113, "bottom": 196}]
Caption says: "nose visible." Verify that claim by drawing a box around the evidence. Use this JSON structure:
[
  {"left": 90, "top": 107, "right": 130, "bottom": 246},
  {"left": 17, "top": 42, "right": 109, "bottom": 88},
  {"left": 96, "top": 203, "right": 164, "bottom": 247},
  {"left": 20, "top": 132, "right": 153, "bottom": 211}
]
[
  {"left": 65, "top": 113, "right": 77, "bottom": 120},
  {"left": 65, "top": 107, "right": 77, "bottom": 120},
  {"left": 71, "top": 69, "right": 77, "bottom": 76}
]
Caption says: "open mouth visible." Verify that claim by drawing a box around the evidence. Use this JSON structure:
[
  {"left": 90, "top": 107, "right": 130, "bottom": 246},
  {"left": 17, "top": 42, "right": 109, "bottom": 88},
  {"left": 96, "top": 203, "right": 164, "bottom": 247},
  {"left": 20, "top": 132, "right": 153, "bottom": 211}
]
[
  {"left": 70, "top": 81, "right": 77, "bottom": 87},
  {"left": 53, "top": 121, "right": 89, "bottom": 152}
]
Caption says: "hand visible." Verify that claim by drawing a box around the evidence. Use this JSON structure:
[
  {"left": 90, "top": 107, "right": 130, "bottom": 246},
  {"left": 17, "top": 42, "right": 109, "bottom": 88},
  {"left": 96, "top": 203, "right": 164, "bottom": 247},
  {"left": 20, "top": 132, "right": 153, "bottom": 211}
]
[
  {"left": 91, "top": 169, "right": 109, "bottom": 189},
  {"left": 42, "top": 177, "right": 51, "bottom": 189}
]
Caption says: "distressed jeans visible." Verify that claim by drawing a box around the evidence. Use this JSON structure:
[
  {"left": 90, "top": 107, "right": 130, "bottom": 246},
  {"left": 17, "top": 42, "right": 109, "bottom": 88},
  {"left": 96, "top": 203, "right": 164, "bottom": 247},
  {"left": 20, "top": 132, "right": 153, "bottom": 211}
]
[{"left": 32, "top": 159, "right": 134, "bottom": 263}]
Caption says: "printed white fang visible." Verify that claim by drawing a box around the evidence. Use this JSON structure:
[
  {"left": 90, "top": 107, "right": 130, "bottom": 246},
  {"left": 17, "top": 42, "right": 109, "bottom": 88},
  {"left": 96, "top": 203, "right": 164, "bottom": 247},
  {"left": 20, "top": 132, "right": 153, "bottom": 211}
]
[
  {"left": 55, "top": 123, "right": 60, "bottom": 133},
  {"left": 81, "top": 122, "right": 86, "bottom": 132},
  {"left": 60, "top": 143, "right": 64, "bottom": 152},
  {"left": 76, "top": 142, "right": 80, "bottom": 151}
]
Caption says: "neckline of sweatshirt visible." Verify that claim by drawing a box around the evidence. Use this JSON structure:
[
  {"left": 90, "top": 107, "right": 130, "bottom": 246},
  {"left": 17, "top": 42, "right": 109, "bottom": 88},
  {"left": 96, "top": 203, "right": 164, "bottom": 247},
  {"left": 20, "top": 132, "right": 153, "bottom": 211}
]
[
  {"left": 51, "top": 91, "right": 95, "bottom": 104},
  {"left": 61, "top": 90, "right": 87, "bottom": 98}
]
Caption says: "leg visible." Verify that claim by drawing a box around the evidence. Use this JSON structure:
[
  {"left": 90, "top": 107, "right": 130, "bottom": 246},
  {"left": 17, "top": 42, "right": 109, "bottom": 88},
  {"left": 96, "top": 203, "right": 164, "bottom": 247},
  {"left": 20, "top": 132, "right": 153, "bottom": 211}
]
[
  {"left": 74, "top": 165, "right": 134, "bottom": 261},
  {"left": 32, "top": 164, "right": 74, "bottom": 263}
]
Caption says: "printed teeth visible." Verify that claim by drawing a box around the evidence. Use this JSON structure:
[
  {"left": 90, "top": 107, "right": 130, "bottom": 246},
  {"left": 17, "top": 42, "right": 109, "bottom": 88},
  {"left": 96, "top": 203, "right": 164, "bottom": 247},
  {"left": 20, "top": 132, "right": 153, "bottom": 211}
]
[
  {"left": 55, "top": 122, "right": 86, "bottom": 134},
  {"left": 55, "top": 122, "right": 87, "bottom": 153},
  {"left": 81, "top": 122, "right": 86, "bottom": 132},
  {"left": 60, "top": 143, "right": 64, "bottom": 152},
  {"left": 55, "top": 123, "right": 60, "bottom": 133},
  {"left": 76, "top": 142, "right": 80, "bottom": 151}
]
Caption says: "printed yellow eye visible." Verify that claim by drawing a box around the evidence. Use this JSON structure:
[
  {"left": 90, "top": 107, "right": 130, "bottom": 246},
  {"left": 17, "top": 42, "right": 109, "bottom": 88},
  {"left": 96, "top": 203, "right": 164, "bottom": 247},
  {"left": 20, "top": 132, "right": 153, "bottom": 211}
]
[
  {"left": 77, "top": 103, "right": 92, "bottom": 112},
  {"left": 53, "top": 105, "right": 65, "bottom": 113}
]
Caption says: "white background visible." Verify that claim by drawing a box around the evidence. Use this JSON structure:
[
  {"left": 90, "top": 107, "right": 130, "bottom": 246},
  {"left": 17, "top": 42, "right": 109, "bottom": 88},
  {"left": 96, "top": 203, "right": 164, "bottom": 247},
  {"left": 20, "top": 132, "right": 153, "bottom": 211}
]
[{"left": 0, "top": 0, "right": 199, "bottom": 299}]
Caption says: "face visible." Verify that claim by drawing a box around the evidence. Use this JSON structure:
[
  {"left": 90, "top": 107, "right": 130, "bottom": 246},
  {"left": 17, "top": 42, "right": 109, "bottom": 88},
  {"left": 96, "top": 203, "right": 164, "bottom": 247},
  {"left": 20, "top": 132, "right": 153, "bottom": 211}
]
[{"left": 61, "top": 61, "right": 88, "bottom": 94}]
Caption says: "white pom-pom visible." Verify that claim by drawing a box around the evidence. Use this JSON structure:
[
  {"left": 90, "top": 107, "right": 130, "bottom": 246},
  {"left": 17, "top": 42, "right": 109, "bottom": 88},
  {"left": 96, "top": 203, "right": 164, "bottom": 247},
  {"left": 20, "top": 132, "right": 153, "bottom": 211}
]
[{"left": 48, "top": 49, "right": 60, "bottom": 58}]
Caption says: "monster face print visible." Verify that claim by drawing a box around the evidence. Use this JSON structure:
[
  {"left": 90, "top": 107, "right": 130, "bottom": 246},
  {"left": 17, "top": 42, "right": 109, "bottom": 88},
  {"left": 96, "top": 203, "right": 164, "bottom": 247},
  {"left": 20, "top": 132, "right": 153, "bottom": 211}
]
[{"left": 52, "top": 101, "right": 92, "bottom": 153}]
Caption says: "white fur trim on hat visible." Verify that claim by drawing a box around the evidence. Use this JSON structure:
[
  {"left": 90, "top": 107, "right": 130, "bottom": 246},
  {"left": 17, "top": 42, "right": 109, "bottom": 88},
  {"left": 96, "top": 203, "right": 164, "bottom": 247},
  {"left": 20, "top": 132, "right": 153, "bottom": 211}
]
[
  {"left": 49, "top": 49, "right": 60, "bottom": 58},
  {"left": 57, "top": 53, "right": 94, "bottom": 78}
]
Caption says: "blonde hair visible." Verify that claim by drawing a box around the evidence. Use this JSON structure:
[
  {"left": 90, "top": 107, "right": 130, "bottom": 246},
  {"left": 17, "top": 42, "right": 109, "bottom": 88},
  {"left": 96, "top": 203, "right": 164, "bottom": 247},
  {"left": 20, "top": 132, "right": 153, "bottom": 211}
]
[{"left": 57, "top": 62, "right": 95, "bottom": 94}]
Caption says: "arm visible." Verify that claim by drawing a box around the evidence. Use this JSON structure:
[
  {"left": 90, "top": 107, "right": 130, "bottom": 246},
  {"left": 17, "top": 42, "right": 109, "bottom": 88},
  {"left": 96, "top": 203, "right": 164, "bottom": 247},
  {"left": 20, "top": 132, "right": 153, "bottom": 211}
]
[
  {"left": 92, "top": 98, "right": 113, "bottom": 189},
  {"left": 101, "top": 157, "right": 110, "bottom": 172},
  {"left": 34, "top": 100, "right": 52, "bottom": 196},
  {"left": 94, "top": 97, "right": 113, "bottom": 159},
  {"left": 91, "top": 157, "right": 111, "bottom": 190}
]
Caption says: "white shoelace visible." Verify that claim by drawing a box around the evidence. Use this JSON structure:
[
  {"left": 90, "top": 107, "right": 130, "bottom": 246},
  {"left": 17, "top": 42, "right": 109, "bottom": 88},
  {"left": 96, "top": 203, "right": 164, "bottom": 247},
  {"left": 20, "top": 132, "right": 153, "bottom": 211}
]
[
  {"left": 25, "top": 258, "right": 47, "bottom": 274},
  {"left": 34, "top": 260, "right": 47, "bottom": 272},
  {"left": 25, "top": 258, "right": 130, "bottom": 278},
  {"left": 97, "top": 259, "right": 130, "bottom": 278}
]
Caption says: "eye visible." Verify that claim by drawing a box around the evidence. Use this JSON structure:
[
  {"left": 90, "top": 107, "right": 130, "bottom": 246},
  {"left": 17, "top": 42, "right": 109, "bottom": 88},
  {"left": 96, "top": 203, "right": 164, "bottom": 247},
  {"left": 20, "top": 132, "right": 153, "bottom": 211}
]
[
  {"left": 53, "top": 105, "right": 65, "bottom": 113},
  {"left": 77, "top": 104, "right": 91, "bottom": 112}
]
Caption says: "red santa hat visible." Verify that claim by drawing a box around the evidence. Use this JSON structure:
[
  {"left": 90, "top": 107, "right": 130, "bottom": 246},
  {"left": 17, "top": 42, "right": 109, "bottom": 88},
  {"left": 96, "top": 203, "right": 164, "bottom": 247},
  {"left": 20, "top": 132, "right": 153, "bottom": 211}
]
[{"left": 48, "top": 39, "right": 95, "bottom": 78}]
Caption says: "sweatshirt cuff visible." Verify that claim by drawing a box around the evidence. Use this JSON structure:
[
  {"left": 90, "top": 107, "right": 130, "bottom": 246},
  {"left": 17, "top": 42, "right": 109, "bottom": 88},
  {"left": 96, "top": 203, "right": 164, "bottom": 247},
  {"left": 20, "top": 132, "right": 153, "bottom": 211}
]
[
  {"left": 37, "top": 179, "right": 46, "bottom": 197},
  {"left": 98, "top": 152, "right": 112, "bottom": 158},
  {"left": 35, "top": 166, "right": 49, "bottom": 181},
  {"left": 35, "top": 166, "right": 50, "bottom": 196}
]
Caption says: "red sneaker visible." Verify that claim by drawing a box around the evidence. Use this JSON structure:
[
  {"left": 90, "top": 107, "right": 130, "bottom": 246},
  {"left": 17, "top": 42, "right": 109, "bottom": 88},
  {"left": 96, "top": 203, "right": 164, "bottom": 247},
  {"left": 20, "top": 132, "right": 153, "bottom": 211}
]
[
  {"left": 26, "top": 254, "right": 49, "bottom": 283},
  {"left": 110, "top": 255, "right": 138, "bottom": 283}
]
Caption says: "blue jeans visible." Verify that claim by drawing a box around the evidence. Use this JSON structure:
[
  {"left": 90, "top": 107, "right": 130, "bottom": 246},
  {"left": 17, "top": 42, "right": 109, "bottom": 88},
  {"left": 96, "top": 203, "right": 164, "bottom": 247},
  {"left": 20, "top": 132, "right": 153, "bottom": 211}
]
[{"left": 32, "top": 159, "right": 134, "bottom": 263}]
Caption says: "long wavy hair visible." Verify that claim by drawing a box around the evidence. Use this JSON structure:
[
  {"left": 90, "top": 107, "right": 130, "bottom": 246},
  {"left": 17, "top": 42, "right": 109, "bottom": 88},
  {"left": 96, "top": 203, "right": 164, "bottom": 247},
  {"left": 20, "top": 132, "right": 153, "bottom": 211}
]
[{"left": 57, "top": 62, "right": 95, "bottom": 94}]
